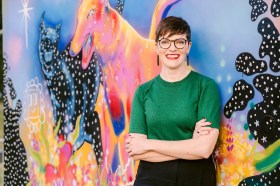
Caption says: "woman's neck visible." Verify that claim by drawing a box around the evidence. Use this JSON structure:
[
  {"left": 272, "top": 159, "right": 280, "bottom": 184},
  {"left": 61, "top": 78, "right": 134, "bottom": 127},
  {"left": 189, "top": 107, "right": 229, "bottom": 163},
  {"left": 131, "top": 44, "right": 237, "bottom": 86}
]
[{"left": 160, "top": 63, "right": 191, "bottom": 82}]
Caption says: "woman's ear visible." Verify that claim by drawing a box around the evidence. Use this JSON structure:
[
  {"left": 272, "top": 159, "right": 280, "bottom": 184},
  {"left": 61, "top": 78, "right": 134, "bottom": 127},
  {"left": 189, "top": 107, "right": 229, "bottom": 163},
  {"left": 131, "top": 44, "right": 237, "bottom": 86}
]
[
  {"left": 188, "top": 41, "right": 192, "bottom": 52},
  {"left": 155, "top": 43, "right": 160, "bottom": 54}
]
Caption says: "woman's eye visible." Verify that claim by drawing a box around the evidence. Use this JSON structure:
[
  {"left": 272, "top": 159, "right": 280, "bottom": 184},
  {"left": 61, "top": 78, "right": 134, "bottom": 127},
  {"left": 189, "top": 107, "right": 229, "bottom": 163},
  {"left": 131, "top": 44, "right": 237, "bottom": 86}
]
[
  {"left": 161, "top": 40, "right": 169, "bottom": 44},
  {"left": 177, "top": 40, "right": 185, "bottom": 44}
]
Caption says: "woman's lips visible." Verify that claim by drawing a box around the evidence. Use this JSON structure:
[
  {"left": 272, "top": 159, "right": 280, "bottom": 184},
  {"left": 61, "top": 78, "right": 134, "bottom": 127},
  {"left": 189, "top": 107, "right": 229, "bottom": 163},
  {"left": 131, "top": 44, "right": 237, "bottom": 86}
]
[{"left": 166, "top": 54, "right": 180, "bottom": 60}]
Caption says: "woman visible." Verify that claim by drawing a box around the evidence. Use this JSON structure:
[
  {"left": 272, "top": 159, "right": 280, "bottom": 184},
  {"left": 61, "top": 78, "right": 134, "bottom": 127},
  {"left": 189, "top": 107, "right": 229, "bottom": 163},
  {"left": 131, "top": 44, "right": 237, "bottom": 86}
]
[{"left": 126, "top": 16, "right": 221, "bottom": 186}]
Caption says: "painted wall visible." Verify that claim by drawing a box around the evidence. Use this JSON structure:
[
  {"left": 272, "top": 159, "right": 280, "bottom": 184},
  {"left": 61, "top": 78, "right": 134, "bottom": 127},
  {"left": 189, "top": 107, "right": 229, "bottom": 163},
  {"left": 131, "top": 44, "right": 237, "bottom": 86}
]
[{"left": 3, "top": 0, "right": 280, "bottom": 185}]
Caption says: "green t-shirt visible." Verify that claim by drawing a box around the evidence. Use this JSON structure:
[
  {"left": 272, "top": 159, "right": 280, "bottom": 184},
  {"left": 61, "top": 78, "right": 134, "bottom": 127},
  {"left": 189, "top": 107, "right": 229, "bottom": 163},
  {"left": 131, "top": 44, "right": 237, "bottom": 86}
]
[{"left": 129, "top": 70, "right": 221, "bottom": 140}]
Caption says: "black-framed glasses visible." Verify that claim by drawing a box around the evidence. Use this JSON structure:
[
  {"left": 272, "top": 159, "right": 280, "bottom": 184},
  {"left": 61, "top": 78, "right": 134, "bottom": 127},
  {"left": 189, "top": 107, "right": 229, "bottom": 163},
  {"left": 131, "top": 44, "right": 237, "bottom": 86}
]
[{"left": 158, "top": 38, "right": 188, "bottom": 49}]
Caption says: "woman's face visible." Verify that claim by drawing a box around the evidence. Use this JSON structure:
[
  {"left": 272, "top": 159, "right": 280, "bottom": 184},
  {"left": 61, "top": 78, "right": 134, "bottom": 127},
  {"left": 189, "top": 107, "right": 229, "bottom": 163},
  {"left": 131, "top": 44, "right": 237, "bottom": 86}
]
[{"left": 156, "top": 33, "right": 192, "bottom": 70}]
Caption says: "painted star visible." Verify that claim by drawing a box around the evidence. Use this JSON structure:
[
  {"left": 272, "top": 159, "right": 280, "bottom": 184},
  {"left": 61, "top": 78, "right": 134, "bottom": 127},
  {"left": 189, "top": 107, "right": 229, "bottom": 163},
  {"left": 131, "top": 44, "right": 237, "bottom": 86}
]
[
  {"left": 265, "top": 87, "right": 269, "bottom": 93},
  {"left": 261, "top": 136, "right": 267, "bottom": 143},
  {"left": 18, "top": 0, "right": 33, "bottom": 48},
  {"left": 254, "top": 120, "right": 260, "bottom": 127}
]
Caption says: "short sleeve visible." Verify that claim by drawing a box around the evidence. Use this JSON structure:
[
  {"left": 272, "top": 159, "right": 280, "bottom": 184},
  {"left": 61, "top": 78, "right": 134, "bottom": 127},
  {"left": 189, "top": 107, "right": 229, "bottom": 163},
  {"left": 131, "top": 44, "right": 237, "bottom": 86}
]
[
  {"left": 197, "top": 80, "right": 221, "bottom": 129},
  {"left": 129, "top": 86, "right": 147, "bottom": 135}
]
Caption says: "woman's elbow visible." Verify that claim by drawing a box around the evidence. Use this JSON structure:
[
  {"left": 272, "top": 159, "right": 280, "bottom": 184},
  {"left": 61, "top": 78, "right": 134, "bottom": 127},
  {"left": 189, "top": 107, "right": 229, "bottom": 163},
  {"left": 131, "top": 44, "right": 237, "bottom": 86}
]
[
  {"left": 201, "top": 146, "right": 215, "bottom": 159},
  {"left": 199, "top": 130, "right": 219, "bottom": 159},
  {"left": 131, "top": 155, "right": 140, "bottom": 161},
  {"left": 201, "top": 152, "right": 212, "bottom": 159}
]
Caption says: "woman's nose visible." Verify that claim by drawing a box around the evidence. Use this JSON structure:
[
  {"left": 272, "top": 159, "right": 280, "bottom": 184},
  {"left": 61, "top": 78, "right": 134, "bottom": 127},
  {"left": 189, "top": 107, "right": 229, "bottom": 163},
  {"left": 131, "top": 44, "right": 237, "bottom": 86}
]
[{"left": 169, "top": 42, "right": 177, "bottom": 51}]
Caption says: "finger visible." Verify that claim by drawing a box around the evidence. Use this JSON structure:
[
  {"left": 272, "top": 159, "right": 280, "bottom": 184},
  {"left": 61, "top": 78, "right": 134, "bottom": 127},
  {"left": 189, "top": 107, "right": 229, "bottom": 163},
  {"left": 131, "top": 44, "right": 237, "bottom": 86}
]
[
  {"left": 126, "top": 145, "right": 131, "bottom": 151},
  {"left": 199, "top": 127, "right": 213, "bottom": 132},
  {"left": 196, "top": 122, "right": 212, "bottom": 128},
  {"left": 126, "top": 139, "right": 131, "bottom": 143},
  {"left": 129, "top": 151, "right": 134, "bottom": 156},
  {"left": 195, "top": 125, "right": 210, "bottom": 133},
  {"left": 198, "top": 130, "right": 211, "bottom": 135},
  {"left": 131, "top": 133, "right": 147, "bottom": 139},
  {"left": 195, "top": 119, "right": 209, "bottom": 126},
  {"left": 196, "top": 118, "right": 207, "bottom": 124},
  {"left": 125, "top": 147, "right": 130, "bottom": 153}
]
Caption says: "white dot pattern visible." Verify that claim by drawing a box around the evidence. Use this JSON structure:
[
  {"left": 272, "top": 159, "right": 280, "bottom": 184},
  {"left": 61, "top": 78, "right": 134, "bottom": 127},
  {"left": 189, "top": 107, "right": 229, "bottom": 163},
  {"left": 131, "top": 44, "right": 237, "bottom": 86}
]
[
  {"left": 239, "top": 165, "right": 280, "bottom": 185},
  {"left": 224, "top": 80, "right": 254, "bottom": 118},
  {"left": 116, "top": 0, "right": 125, "bottom": 15},
  {"left": 39, "top": 16, "right": 103, "bottom": 164},
  {"left": 248, "top": 74, "right": 280, "bottom": 148},
  {"left": 235, "top": 52, "right": 267, "bottom": 75},
  {"left": 3, "top": 57, "right": 30, "bottom": 185},
  {"left": 249, "top": 0, "right": 268, "bottom": 21},
  {"left": 258, "top": 18, "right": 280, "bottom": 72},
  {"left": 271, "top": 0, "right": 280, "bottom": 17}
]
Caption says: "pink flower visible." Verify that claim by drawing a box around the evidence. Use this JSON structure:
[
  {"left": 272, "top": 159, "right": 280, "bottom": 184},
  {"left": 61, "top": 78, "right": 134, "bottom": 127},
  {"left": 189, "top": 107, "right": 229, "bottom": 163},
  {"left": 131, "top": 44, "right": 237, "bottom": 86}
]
[{"left": 45, "top": 141, "right": 77, "bottom": 185}]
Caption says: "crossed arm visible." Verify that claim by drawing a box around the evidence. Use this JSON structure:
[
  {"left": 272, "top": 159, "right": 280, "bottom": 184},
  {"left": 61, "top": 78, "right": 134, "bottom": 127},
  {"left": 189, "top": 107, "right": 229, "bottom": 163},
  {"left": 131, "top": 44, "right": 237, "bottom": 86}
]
[{"left": 125, "top": 119, "right": 219, "bottom": 162}]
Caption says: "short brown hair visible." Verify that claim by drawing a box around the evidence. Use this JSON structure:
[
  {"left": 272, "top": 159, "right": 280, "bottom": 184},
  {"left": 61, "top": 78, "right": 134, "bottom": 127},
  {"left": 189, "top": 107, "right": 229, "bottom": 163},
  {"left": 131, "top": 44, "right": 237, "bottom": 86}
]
[{"left": 155, "top": 16, "right": 191, "bottom": 42}]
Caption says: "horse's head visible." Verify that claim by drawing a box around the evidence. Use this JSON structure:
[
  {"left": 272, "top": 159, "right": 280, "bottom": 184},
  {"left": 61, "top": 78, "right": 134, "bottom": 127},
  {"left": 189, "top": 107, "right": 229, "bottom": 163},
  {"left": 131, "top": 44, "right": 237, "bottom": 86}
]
[
  {"left": 39, "top": 13, "right": 61, "bottom": 77},
  {"left": 70, "top": 0, "right": 112, "bottom": 69}
]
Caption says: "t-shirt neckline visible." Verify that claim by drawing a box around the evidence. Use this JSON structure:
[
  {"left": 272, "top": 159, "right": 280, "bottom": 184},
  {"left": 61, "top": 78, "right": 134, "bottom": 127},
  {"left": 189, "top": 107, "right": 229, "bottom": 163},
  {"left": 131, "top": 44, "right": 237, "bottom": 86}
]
[{"left": 156, "top": 70, "right": 194, "bottom": 87}]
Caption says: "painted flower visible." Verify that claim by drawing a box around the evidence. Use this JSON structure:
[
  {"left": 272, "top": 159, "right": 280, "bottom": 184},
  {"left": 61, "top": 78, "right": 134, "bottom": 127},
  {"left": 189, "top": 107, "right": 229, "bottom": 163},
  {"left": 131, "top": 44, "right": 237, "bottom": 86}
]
[{"left": 45, "top": 141, "right": 77, "bottom": 185}]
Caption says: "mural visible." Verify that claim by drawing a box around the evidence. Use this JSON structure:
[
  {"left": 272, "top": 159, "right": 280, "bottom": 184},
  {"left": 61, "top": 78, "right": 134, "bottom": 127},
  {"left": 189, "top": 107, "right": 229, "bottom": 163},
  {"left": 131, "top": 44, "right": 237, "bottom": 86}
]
[{"left": 3, "top": 0, "right": 279, "bottom": 185}]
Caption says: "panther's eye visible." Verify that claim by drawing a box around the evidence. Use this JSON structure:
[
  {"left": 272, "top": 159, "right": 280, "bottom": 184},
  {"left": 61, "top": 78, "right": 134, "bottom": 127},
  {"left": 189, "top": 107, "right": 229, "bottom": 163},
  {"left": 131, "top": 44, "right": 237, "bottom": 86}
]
[{"left": 87, "top": 9, "right": 95, "bottom": 19}]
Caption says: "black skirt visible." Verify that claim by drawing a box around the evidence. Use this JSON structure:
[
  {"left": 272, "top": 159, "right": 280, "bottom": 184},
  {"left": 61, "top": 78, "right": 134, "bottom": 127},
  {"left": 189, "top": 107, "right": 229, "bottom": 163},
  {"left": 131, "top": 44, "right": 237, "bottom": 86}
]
[{"left": 134, "top": 158, "right": 216, "bottom": 186}]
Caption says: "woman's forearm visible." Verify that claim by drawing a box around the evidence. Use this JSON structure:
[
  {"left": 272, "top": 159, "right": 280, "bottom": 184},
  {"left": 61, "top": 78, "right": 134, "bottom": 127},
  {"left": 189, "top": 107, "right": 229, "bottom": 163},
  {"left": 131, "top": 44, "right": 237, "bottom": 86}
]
[
  {"left": 132, "top": 151, "right": 178, "bottom": 162},
  {"left": 146, "top": 138, "right": 204, "bottom": 159},
  {"left": 126, "top": 129, "right": 219, "bottom": 160},
  {"left": 132, "top": 148, "right": 208, "bottom": 162},
  {"left": 146, "top": 129, "right": 219, "bottom": 159}
]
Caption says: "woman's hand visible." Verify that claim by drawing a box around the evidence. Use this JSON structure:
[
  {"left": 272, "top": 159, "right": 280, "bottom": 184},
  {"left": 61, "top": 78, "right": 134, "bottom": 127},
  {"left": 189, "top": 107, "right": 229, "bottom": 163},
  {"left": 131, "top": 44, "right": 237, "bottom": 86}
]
[
  {"left": 193, "top": 118, "right": 213, "bottom": 139},
  {"left": 125, "top": 133, "right": 148, "bottom": 156}
]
